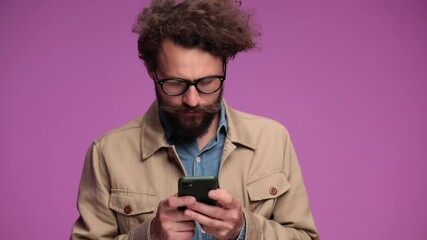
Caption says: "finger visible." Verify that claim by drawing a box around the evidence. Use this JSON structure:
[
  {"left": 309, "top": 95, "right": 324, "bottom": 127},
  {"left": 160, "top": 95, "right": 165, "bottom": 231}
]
[
  {"left": 162, "top": 195, "right": 196, "bottom": 210},
  {"left": 185, "top": 204, "right": 244, "bottom": 239},
  {"left": 184, "top": 208, "right": 226, "bottom": 229},
  {"left": 208, "top": 189, "right": 240, "bottom": 209},
  {"left": 187, "top": 201, "right": 228, "bottom": 220},
  {"left": 157, "top": 207, "right": 194, "bottom": 222}
]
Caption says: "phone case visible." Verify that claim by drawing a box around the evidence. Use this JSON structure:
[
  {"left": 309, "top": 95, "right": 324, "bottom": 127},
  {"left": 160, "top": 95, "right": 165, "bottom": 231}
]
[{"left": 178, "top": 176, "right": 219, "bottom": 208}]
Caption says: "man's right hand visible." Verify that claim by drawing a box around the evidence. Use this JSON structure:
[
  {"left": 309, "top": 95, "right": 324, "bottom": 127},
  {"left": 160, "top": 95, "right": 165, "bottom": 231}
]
[{"left": 150, "top": 194, "right": 197, "bottom": 240}]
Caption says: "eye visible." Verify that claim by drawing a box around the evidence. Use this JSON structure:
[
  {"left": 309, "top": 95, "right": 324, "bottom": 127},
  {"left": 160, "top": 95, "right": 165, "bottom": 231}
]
[
  {"left": 161, "top": 79, "right": 188, "bottom": 95},
  {"left": 198, "top": 77, "right": 219, "bottom": 86},
  {"left": 163, "top": 79, "right": 186, "bottom": 88}
]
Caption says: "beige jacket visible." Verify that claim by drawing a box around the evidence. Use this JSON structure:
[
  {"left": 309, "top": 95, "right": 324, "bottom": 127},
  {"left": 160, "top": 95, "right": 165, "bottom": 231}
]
[{"left": 71, "top": 101, "right": 319, "bottom": 240}]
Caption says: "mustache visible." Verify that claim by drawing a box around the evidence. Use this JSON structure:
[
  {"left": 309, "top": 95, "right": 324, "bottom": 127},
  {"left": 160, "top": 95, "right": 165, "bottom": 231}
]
[{"left": 159, "top": 102, "right": 221, "bottom": 114}]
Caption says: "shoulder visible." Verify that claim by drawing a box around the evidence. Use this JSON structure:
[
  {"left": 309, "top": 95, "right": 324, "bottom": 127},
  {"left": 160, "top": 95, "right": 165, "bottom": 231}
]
[
  {"left": 93, "top": 115, "right": 144, "bottom": 146},
  {"left": 224, "top": 103, "right": 293, "bottom": 149},
  {"left": 228, "top": 107, "right": 290, "bottom": 135}
]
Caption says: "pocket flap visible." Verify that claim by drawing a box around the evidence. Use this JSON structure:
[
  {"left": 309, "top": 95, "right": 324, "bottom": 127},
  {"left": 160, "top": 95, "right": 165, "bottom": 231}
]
[
  {"left": 247, "top": 172, "right": 291, "bottom": 201},
  {"left": 108, "top": 189, "right": 157, "bottom": 216}
]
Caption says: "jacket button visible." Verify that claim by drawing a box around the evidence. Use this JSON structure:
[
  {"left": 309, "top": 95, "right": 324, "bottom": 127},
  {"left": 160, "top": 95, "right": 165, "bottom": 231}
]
[
  {"left": 124, "top": 205, "right": 132, "bottom": 214},
  {"left": 269, "top": 187, "right": 278, "bottom": 195}
]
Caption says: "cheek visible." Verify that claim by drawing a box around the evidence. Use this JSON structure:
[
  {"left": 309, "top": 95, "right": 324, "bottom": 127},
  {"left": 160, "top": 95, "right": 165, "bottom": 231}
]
[{"left": 201, "top": 91, "right": 221, "bottom": 104}]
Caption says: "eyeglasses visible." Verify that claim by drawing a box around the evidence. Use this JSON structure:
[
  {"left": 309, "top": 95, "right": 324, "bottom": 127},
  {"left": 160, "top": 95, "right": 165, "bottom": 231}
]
[{"left": 152, "top": 64, "right": 227, "bottom": 96}]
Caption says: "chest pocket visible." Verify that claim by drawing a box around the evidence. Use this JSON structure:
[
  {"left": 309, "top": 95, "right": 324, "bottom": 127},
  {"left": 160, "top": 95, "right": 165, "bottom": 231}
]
[
  {"left": 108, "top": 189, "right": 157, "bottom": 234},
  {"left": 246, "top": 172, "right": 291, "bottom": 218}
]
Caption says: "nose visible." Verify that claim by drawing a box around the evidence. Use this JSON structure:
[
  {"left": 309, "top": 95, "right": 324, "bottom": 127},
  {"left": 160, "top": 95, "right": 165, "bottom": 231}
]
[{"left": 182, "top": 85, "right": 200, "bottom": 107}]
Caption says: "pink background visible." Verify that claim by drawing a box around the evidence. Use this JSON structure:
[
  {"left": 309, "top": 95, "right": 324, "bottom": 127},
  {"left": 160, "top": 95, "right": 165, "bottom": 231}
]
[{"left": 1, "top": 0, "right": 426, "bottom": 239}]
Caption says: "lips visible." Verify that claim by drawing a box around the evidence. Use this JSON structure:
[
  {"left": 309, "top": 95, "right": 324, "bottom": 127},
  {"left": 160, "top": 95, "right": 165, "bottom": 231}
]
[{"left": 182, "top": 110, "right": 203, "bottom": 115}]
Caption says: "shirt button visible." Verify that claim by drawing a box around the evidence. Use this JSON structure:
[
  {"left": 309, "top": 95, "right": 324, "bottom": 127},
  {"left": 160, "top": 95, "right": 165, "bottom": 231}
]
[
  {"left": 269, "top": 187, "right": 278, "bottom": 195},
  {"left": 124, "top": 205, "right": 132, "bottom": 214},
  {"left": 196, "top": 157, "right": 201, "bottom": 163}
]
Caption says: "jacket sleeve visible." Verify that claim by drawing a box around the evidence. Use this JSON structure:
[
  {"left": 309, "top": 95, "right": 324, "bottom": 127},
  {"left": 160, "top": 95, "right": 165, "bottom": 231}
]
[
  {"left": 243, "top": 132, "right": 319, "bottom": 240},
  {"left": 70, "top": 142, "right": 151, "bottom": 240}
]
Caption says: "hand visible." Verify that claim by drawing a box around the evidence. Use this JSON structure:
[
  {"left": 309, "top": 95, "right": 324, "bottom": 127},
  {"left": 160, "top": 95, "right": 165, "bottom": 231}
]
[
  {"left": 151, "top": 194, "right": 197, "bottom": 240},
  {"left": 184, "top": 189, "right": 244, "bottom": 240}
]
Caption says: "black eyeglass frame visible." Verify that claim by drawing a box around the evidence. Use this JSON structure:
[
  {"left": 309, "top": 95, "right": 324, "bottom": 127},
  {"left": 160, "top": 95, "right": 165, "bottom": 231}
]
[{"left": 152, "top": 63, "right": 227, "bottom": 96}]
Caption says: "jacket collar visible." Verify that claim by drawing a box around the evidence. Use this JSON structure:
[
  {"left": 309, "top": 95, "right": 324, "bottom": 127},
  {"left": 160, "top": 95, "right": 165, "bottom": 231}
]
[
  {"left": 140, "top": 101, "right": 170, "bottom": 160},
  {"left": 222, "top": 100, "right": 256, "bottom": 150},
  {"left": 140, "top": 99, "right": 256, "bottom": 160}
]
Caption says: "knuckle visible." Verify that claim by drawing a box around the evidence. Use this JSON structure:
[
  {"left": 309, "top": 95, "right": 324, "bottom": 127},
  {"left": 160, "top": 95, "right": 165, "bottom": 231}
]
[
  {"left": 164, "top": 197, "right": 174, "bottom": 207},
  {"left": 160, "top": 221, "right": 170, "bottom": 230},
  {"left": 229, "top": 212, "right": 240, "bottom": 222},
  {"left": 217, "top": 230, "right": 228, "bottom": 239},
  {"left": 224, "top": 222, "right": 234, "bottom": 231},
  {"left": 158, "top": 212, "right": 170, "bottom": 222}
]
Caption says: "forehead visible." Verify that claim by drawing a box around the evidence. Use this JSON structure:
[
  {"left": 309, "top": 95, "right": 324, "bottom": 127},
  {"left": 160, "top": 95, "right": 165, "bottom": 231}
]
[{"left": 157, "top": 39, "right": 222, "bottom": 77}]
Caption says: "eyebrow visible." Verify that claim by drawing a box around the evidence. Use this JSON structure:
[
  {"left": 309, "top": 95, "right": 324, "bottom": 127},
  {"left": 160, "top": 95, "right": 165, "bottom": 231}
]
[
  {"left": 155, "top": 62, "right": 227, "bottom": 80},
  {"left": 156, "top": 74, "right": 224, "bottom": 81}
]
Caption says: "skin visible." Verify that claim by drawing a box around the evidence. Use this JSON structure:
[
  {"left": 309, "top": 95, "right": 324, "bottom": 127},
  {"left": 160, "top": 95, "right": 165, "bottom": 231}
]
[
  {"left": 153, "top": 39, "right": 223, "bottom": 149},
  {"left": 149, "top": 40, "right": 245, "bottom": 240}
]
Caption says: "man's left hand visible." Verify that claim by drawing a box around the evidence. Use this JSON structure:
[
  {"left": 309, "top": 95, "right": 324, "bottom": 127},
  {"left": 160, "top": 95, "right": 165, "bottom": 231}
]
[{"left": 184, "top": 189, "right": 244, "bottom": 240}]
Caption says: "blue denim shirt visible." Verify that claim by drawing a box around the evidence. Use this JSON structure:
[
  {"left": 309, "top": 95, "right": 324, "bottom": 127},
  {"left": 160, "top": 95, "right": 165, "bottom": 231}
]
[{"left": 159, "top": 101, "right": 246, "bottom": 239}]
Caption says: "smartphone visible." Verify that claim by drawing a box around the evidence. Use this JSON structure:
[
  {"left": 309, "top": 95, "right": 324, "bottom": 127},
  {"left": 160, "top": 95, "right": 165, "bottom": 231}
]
[{"left": 178, "top": 176, "right": 219, "bottom": 209}]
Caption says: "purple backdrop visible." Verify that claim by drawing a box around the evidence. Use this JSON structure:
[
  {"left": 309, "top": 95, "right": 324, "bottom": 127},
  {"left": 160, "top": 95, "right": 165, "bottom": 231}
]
[{"left": 1, "top": 0, "right": 426, "bottom": 239}]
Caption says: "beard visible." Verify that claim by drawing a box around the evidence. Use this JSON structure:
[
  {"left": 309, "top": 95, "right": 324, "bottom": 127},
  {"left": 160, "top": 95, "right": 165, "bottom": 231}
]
[{"left": 157, "top": 90, "right": 222, "bottom": 140}]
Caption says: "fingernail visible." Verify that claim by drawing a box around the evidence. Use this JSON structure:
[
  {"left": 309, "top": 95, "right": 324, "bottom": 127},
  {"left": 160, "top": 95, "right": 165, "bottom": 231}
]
[
  {"left": 209, "top": 190, "right": 217, "bottom": 197},
  {"left": 188, "top": 197, "right": 196, "bottom": 204},
  {"left": 184, "top": 209, "right": 192, "bottom": 216}
]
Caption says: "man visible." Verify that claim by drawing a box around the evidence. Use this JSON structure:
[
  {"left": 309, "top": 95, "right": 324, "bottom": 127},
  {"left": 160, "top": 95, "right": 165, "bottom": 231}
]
[{"left": 71, "top": 0, "right": 319, "bottom": 239}]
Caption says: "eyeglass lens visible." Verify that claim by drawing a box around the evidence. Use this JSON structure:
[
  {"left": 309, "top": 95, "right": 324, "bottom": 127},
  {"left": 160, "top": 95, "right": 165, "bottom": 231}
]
[{"left": 162, "top": 77, "right": 222, "bottom": 95}]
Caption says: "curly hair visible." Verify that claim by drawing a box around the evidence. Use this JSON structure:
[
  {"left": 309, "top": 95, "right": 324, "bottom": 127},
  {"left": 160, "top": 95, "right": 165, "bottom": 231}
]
[{"left": 133, "top": 0, "right": 260, "bottom": 71}]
